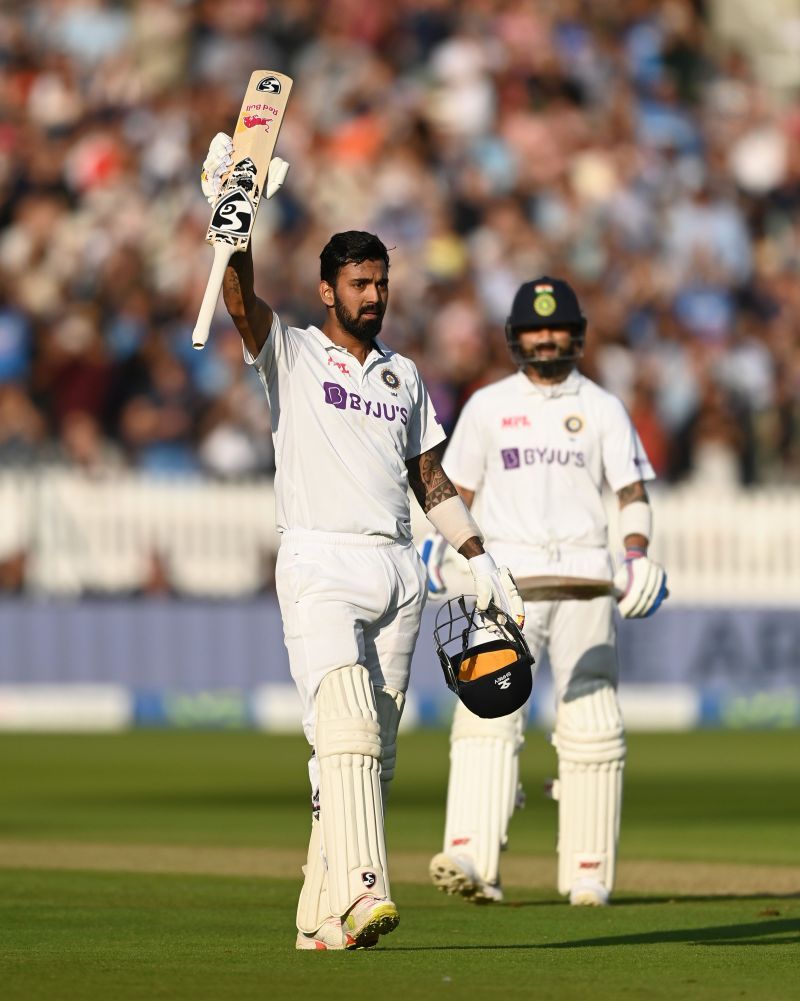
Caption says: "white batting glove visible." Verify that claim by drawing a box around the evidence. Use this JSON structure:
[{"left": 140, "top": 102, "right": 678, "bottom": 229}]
[
  {"left": 265, "top": 156, "right": 290, "bottom": 198},
  {"left": 613, "top": 549, "right": 668, "bottom": 618},
  {"left": 419, "top": 532, "right": 448, "bottom": 594},
  {"left": 201, "top": 132, "right": 290, "bottom": 204},
  {"left": 201, "top": 132, "right": 233, "bottom": 204},
  {"left": 468, "top": 552, "right": 525, "bottom": 628}
]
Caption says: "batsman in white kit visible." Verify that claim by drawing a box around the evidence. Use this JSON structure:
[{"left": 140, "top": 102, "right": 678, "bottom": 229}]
[
  {"left": 423, "top": 277, "right": 668, "bottom": 907},
  {"left": 201, "top": 136, "right": 525, "bottom": 949}
]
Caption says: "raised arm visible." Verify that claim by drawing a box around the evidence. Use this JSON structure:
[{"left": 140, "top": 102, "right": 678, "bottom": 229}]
[{"left": 222, "top": 243, "right": 273, "bottom": 360}]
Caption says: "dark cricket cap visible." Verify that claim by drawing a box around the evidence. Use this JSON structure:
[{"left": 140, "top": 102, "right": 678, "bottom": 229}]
[{"left": 507, "top": 276, "right": 585, "bottom": 332}]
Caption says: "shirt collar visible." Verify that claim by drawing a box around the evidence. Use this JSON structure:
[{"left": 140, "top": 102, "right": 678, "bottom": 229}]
[
  {"left": 309, "top": 325, "right": 388, "bottom": 360},
  {"left": 516, "top": 368, "right": 582, "bottom": 398}
]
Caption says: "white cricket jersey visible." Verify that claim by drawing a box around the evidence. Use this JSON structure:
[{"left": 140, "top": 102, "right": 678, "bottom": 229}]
[
  {"left": 246, "top": 312, "right": 446, "bottom": 540},
  {"left": 443, "top": 370, "right": 655, "bottom": 578}
]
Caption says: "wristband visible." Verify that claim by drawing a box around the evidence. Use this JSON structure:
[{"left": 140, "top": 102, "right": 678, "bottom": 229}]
[
  {"left": 619, "top": 499, "right": 652, "bottom": 543},
  {"left": 425, "top": 495, "right": 483, "bottom": 552}
]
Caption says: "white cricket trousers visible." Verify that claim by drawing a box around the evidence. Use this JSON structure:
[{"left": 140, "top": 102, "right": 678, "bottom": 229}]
[{"left": 275, "top": 529, "right": 428, "bottom": 745}]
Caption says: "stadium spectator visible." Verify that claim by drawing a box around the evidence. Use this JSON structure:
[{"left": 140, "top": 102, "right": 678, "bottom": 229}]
[{"left": 0, "top": 0, "right": 799, "bottom": 489}]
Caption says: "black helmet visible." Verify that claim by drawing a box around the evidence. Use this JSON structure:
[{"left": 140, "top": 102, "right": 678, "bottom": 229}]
[
  {"left": 434, "top": 595, "right": 534, "bottom": 719},
  {"left": 505, "top": 276, "right": 587, "bottom": 371}
]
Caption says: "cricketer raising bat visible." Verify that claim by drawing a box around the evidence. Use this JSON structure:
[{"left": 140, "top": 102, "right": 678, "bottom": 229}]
[{"left": 192, "top": 70, "right": 293, "bottom": 350}]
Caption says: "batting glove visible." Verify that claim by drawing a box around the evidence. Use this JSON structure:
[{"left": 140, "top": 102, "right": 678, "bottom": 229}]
[
  {"left": 419, "top": 532, "right": 448, "bottom": 594},
  {"left": 201, "top": 132, "right": 233, "bottom": 204},
  {"left": 201, "top": 132, "right": 290, "bottom": 204},
  {"left": 613, "top": 549, "right": 668, "bottom": 618},
  {"left": 469, "top": 552, "right": 525, "bottom": 628}
]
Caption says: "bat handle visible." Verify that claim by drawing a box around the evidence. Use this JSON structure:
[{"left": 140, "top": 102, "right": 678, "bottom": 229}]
[{"left": 192, "top": 242, "right": 236, "bottom": 350}]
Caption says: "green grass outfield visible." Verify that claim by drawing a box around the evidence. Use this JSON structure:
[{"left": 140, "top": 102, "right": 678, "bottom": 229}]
[{"left": 1, "top": 729, "right": 798, "bottom": 1000}]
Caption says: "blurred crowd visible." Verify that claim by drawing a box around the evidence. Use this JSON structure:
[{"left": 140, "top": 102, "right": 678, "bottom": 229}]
[{"left": 2, "top": 0, "right": 800, "bottom": 488}]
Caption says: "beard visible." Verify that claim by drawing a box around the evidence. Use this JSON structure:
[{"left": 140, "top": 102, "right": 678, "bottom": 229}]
[
  {"left": 333, "top": 295, "right": 385, "bottom": 342},
  {"left": 517, "top": 339, "right": 577, "bottom": 378}
]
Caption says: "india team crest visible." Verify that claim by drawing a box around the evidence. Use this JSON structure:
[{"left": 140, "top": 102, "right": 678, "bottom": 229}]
[
  {"left": 381, "top": 368, "right": 400, "bottom": 390},
  {"left": 533, "top": 292, "right": 556, "bottom": 317},
  {"left": 564, "top": 414, "right": 584, "bottom": 433}
]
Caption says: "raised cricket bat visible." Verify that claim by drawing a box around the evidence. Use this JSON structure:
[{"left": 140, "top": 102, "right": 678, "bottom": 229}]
[
  {"left": 192, "top": 70, "right": 293, "bottom": 350},
  {"left": 516, "top": 575, "right": 622, "bottom": 601}
]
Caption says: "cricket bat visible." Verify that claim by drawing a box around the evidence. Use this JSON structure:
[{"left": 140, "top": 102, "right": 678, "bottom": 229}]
[
  {"left": 192, "top": 70, "right": 293, "bottom": 350},
  {"left": 516, "top": 575, "right": 622, "bottom": 601}
]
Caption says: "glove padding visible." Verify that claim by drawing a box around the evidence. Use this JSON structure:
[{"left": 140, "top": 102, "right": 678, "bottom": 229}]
[
  {"left": 420, "top": 532, "right": 448, "bottom": 594},
  {"left": 468, "top": 552, "right": 525, "bottom": 629},
  {"left": 613, "top": 551, "right": 668, "bottom": 618},
  {"left": 201, "top": 131, "right": 290, "bottom": 203}
]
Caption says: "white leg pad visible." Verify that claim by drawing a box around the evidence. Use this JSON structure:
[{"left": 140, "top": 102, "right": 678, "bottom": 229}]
[
  {"left": 315, "top": 665, "right": 389, "bottom": 916},
  {"left": 553, "top": 679, "right": 626, "bottom": 896},
  {"left": 296, "top": 814, "right": 330, "bottom": 934},
  {"left": 374, "top": 686, "right": 405, "bottom": 807},
  {"left": 442, "top": 699, "right": 526, "bottom": 884}
]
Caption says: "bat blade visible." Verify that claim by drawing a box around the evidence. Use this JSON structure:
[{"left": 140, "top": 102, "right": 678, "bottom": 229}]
[
  {"left": 516, "top": 575, "right": 621, "bottom": 601},
  {"left": 192, "top": 70, "right": 293, "bottom": 350}
]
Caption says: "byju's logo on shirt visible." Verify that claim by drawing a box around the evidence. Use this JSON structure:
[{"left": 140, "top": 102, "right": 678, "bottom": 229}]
[
  {"left": 323, "top": 381, "right": 408, "bottom": 425},
  {"left": 501, "top": 446, "right": 585, "bottom": 469}
]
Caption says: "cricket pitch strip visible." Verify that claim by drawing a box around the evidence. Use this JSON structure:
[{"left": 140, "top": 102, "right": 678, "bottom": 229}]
[{"left": 0, "top": 841, "right": 797, "bottom": 897}]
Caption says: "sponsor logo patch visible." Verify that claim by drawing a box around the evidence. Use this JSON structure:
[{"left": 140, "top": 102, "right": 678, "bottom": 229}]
[
  {"left": 361, "top": 871, "right": 377, "bottom": 888},
  {"left": 494, "top": 672, "right": 512, "bottom": 690}
]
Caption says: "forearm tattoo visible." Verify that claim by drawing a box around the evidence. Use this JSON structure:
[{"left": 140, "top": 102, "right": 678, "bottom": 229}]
[
  {"left": 617, "top": 480, "right": 648, "bottom": 506},
  {"left": 407, "top": 448, "right": 458, "bottom": 512}
]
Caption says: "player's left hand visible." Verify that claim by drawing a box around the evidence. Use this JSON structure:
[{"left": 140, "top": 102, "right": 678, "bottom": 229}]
[
  {"left": 265, "top": 156, "right": 290, "bottom": 198},
  {"left": 468, "top": 552, "right": 525, "bottom": 628},
  {"left": 613, "top": 550, "right": 668, "bottom": 618}
]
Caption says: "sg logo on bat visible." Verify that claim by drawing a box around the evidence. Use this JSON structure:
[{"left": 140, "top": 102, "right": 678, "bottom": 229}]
[
  {"left": 209, "top": 188, "right": 254, "bottom": 237},
  {"left": 256, "top": 75, "right": 282, "bottom": 93}
]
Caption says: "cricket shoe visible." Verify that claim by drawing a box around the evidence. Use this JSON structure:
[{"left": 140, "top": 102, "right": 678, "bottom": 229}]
[
  {"left": 429, "top": 852, "right": 504, "bottom": 904},
  {"left": 296, "top": 916, "right": 349, "bottom": 951},
  {"left": 342, "top": 894, "right": 399, "bottom": 949},
  {"left": 569, "top": 879, "right": 609, "bottom": 907}
]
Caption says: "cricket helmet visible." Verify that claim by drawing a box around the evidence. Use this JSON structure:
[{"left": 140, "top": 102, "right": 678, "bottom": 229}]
[
  {"left": 434, "top": 595, "right": 534, "bottom": 719},
  {"left": 505, "top": 276, "right": 587, "bottom": 371}
]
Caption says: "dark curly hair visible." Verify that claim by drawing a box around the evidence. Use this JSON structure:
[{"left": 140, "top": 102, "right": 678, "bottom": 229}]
[{"left": 320, "top": 231, "right": 390, "bottom": 286}]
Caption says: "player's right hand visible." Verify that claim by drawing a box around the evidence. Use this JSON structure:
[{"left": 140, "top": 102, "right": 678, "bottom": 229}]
[
  {"left": 201, "top": 132, "right": 234, "bottom": 204},
  {"left": 420, "top": 532, "right": 448, "bottom": 594},
  {"left": 468, "top": 552, "right": 525, "bottom": 628}
]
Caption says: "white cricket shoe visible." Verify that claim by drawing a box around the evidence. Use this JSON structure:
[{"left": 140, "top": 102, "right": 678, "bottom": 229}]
[
  {"left": 342, "top": 894, "right": 399, "bottom": 949},
  {"left": 295, "top": 916, "right": 347, "bottom": 951},
  {"left": 569, "top": 879, "right": 609, "bottom": 906},
  {"left": 429, "top": 852, "right": 504, "bottom": 904}
]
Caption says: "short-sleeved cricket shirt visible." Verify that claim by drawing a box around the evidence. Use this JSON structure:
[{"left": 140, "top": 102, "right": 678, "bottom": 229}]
[
  {"left": 443, "top": 370, "right": 654, "bottom": 576},
  {"left": 247, "top": 312, "right": 446, "bottom": 540}
]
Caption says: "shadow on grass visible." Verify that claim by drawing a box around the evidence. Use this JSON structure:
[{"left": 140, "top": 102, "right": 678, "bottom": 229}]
[{"left": 387, "top": 916, "right": 800, "bottom": 951}]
